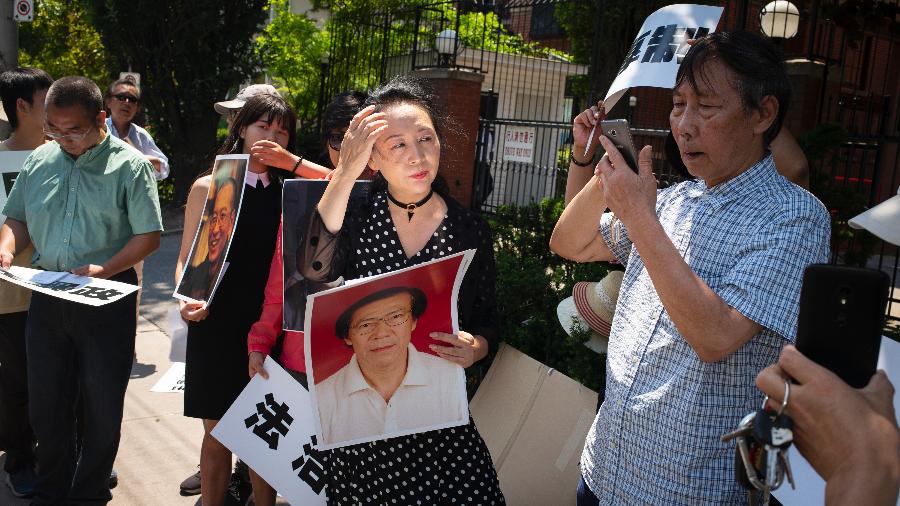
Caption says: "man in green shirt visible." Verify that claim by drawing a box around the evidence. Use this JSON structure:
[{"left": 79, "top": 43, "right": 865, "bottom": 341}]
[{"left": 0, "top": 76, "right": 162, "bottom": 505}]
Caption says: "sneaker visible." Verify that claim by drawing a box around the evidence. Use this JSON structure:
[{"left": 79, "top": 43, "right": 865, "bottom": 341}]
[
  {"left": 108, "top": 468, "right": 118, "bottom": 489},
  {"left": 5, "top": 466, "right": 36, "bottom": 498},
  {"left": 179, "top": 466, "right": 201, "bottom": 496},
  {"left": 223, "top": 471, "right": 253, "bottom": 506}
]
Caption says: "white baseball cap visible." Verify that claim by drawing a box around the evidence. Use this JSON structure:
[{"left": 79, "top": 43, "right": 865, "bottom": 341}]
[
  {"left": 214, "top": 84, "right": 281, "bottom": 115},
  {"left": 849, "top": 186, "right": 900, "bottom": 246}
]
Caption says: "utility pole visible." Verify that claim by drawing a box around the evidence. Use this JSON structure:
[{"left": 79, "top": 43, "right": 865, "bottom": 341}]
[{"left": 0, "top": 0, "right": 18, "bottom": 72}]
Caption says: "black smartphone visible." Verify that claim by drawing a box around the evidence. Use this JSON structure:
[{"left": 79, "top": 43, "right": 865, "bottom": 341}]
[
  {"left": 600, "top": 119, "right": 640, "bottom": 173},
  {"left": 795, "top": 264, "right": 890, "bottom": 388}
]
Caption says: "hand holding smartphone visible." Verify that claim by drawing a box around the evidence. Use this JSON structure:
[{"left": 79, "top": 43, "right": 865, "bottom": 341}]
[
  {"left": 794, "top": 264, "right": 890, "bottom": 388},
  {"left": 600, "top": 119, "right": 640, "bottom": 174}
]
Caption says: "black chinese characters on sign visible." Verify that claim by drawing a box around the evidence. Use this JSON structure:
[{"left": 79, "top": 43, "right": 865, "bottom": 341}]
[
  {"left": 244, "top": 393, "right": 294, "bottom": 450},
  {"left": 292, "top": 435, "right": 326, "bottom": 494},
  {"left": 617, "top": 26, "right": 711, "bottom": 75}
]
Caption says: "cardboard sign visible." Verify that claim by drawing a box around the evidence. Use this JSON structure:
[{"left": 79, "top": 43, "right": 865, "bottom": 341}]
[
  {"left": 0, "top": 151, "right": 32, "bottom": 222},
  {"left": 0, "top": 266, "right": 139, "bottom": 306},
  {"left": 212, "top": 357, "right": 326, "bottom": 505},
  {"left": 174, "top": 155, "right": 248, "bottom": 305},
  {"left": 304, "top": 250, "right": 474, "bottom": 449},
  {"left": 470, "top": 344, "right": 598, "bottom": 505},
  {"left": 604, "top": 4, "right": 724, "bottom": 111},
  {"left": 502, "top": 126, "right": 536, "bottom": 164},
  {"left": 774, "top": 336, "right": 900, "bottom": 506},
  {"left": 281, "top": 180, "right": 370, "bottom": 332},
  {"left": 151, "top": 362, "right": 186, "bottom": 393}
]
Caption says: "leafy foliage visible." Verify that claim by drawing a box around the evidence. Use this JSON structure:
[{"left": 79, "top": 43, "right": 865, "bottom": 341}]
[
  {"left": 256, "top": 0, "right": 329, "bottom": 129},
  {"left": 486, "top": 198, "right": 611, "bottom": 392},
  {"left": 18, "top": 0, "right": 110, "bottom": 84},
  {"left": 81, "top": 0, "right": 270, "bottom": 205},
  {"left": 259, "top": 0, "right": 573, "bottom": 129}
]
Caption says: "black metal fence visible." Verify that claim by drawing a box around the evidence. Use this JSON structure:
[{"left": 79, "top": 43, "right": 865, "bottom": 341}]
[
  {"left": 321, "top": 0, "right": 588, "bottom": 212},
  {"left": 321, "top": 0, "right": 900, "bottom": 323}
]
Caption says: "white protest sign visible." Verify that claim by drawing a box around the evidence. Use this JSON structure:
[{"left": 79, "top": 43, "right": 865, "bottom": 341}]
[
  {"left": 774, "top": 336, "right": 900, "bottom": 506},
  {"left": 502, "top": 126, "right": 536, "bottom": 163},
  {"left": 151, "top": 362, "right": 186, "bottom": 393},
  {"left": 212, "top": 357, "right": 326, "bottom": 505},
  {"left": 0, "top": 266, "right": 139, "bottom": 306},
  {"left": 0, "top": 151, "right": 32, "bottom": 222},
  {"left": 603, "top": 4, "right": 724, "bottom": 111}
]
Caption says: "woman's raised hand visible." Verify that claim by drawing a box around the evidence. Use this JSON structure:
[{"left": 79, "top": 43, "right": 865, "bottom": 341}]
[
  {"left": 249, "top": 140, "right": 299, "bottom": 171},
  {"left": 337, "top": 105, "right": 388, "bottom": 179}
]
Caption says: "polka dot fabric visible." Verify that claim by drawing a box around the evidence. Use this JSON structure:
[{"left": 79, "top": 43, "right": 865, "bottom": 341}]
[{"left": 309, "top": 190, "right": 504, "bottom": 504}]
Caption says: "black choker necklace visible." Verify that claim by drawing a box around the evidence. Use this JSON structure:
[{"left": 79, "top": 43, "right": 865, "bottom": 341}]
[{"left": 387, "top": 190, "right": 434, "bottom": 222}]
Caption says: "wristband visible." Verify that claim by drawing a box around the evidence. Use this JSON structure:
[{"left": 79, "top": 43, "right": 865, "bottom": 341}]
[
  {"left": 291, "top": 156, "right": 304, "bottom": 176},
  {"left": 570, "top": 153, "right": 592, "bottom": 167}
]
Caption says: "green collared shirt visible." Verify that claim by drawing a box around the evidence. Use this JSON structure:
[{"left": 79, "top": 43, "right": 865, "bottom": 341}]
[{"left": 3, "top": 134, "right": 163, "bottom": 271}]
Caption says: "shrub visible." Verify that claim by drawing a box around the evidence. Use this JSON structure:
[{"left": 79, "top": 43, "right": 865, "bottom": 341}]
[{"left": 477, "top": 198, "right": 612, "bottom": 393}]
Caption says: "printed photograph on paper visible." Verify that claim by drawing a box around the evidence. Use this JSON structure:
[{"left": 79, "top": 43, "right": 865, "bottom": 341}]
[
  {"left": 281, "top": 179, "right": 370, "bottom": 332},
  {"left": 304, "top": 251, "right": 475, "bottom": 449},
  {"left": 174, "top": 155, "right": 248, "bottom": 304}
]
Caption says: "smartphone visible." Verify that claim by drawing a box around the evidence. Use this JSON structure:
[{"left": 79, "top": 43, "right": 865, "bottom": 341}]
[
  {"left": 600, "top": 119, "right": 640, "bottom": 173},
  {"left": 795, "top": 264, "right": 890, "bottom": 388}
]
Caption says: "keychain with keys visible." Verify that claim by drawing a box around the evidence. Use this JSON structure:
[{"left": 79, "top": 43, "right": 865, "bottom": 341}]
[{"left": 721, "top": 380, "right": 796, "bottom": 506}]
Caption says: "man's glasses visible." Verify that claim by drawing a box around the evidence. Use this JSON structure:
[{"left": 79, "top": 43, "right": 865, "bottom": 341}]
[
  {"left": 327, "top": 131, "right": 345, "bottom": 151},
  {"left": 113, "top": 93, "right": 139, "bottom": 104},
  {"left": 43, "top": 126, "right": 95, "bottom": 142},
  {"left": 208, "top": 209, "right": 233, "bottom": 228},
  {"left": 350, "top": 309, "right": 412, "bottom": 338}
]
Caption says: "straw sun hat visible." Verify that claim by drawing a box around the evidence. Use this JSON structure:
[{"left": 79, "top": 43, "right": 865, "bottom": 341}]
[{"left": 556, "top": 270, "right": 625, "bottom": 354}]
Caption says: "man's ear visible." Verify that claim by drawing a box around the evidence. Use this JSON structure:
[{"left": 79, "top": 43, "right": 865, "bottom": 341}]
[
  {"left": 16, "top": 97, "right": 29, "bottom": 114},
  {"left": 343, "top": 338, "right": 354, "bottom": 347},
  {"left": 410, "top": 319, "right": 417, "bottom": 331},
  {"left": 96, "top": 109, "right": 107, "bottom": 129},
  {"left": 753, "top": 95, "right": 779, "bottom": 137}
]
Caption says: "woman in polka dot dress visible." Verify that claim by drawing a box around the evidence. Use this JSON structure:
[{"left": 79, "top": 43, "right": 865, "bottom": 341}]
[{"left": 301, "top": 75, "right": 505, "bottom": 504}]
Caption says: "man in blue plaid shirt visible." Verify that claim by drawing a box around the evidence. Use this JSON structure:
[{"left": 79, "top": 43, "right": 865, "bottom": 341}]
[{"left": 551, "top": 32, "right": 831, "bottom": 504}]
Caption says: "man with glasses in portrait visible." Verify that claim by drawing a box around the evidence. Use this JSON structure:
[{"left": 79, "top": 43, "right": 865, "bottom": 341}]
[
  {"left": 0, "top": 76, "right": 162, "bottom": 505},
  {"left": 316, "top": 286, "right": 466, "bottom": 446}
]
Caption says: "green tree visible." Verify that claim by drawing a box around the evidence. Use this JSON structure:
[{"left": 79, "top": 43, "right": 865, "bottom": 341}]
[
  {"left": 18, "top": 0, "right": 110, "bottom": 84},
  {"left": 256, "top": 0, "right": 329, "bottom": 128},
  {"left": 82, "top": 0, "right": 270, "bottom": 205}
]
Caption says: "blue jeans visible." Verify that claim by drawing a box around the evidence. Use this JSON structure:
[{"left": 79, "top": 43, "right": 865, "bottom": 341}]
[
  {"left": 27, "top": 269, "right": 137, "bottom": 505},
  {"left": 577, "top": 476, "right": 600, "bottom": 506}
]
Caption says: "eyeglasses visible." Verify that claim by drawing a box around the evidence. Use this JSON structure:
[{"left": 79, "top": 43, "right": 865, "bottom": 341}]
[
  {"left": 327, "top": 131, "right": 345, "bottom": 151},
  {"left": 43, "top": 125, "right": 95, "bottom": 142},
  {"left": 350, "top": 309, "right": 412, "bottom": 337},
  {"left": 113, "top": 93, "right": 139, "bottom": 104},
  {"left": 208, "top": 209, "right": 233, "bottom": 228}
]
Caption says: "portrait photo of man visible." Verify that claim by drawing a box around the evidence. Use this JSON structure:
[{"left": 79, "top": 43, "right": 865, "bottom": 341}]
[
  {"left": 312, "top": 285, "right": 467, "bottom": 448},
  {"left": 175, "top": 155, "right": 247, "bottom": 304}
]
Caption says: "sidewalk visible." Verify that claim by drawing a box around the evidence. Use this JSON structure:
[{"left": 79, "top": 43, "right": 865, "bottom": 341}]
[{"left": 0, "top": 316, "right": 204, "bottom": 505}]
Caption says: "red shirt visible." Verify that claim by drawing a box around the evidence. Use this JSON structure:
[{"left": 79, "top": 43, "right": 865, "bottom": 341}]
[{"left": 247, "top": 220, "right": 306, "bottom": 372}]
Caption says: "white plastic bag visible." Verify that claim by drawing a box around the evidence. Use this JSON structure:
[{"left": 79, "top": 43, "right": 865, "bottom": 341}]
[{"left": 167, "top": 305, "right": 188, "bottom": 363}]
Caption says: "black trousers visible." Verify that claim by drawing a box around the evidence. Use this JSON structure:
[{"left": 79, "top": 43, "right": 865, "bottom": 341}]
[
  {"left": 0, "top": 310, "right": 35, "bottom": 472},
  {"left": 27, "top": 269, "right": 137, "bottom": 506}
]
